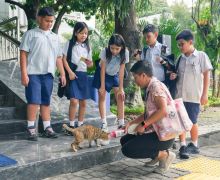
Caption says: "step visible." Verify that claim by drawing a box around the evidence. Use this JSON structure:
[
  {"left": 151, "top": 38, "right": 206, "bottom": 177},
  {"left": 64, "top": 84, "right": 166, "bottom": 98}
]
[
  {"left": 0, "top": 107, "right": 16, "bottom": 120},
  {"left": 0, "top": 130, "right": 123, "bottom": 180},
  {"left": 0, "top": 132, "right": 27, "bottom": 141},
  {"left": 49, "top": 114, "right": 117, "bottom": 133},
  {"left": 0, "top": 130, "right": 220, "bottom": 180},
  {"left": 0, "top": 119, "right": 26, "bottom": 135}
]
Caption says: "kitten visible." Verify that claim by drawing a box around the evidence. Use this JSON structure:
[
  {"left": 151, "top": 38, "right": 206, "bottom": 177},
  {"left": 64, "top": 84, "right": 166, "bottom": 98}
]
[{"left": 63, "top": 124, "right": 109, "bottom": 152}]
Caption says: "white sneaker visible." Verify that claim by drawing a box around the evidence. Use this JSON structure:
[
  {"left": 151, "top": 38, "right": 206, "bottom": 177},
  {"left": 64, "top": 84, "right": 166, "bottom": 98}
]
[
  {"left": 144, "top": 158, "right": 159, "bottom": 167},
  {"left": 154, "top": 151, "right": 176, "bottom": 174},
  {"left": 101, "top": 123, "right": 109, "bottom": 132}
]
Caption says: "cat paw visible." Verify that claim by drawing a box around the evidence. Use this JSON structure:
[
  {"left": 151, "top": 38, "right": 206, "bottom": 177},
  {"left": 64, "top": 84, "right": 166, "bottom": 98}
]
[
  {"left": 72, "top": 148, "right": 77, "bottom": 152},
  {"left": 71, "top": 144, "right": 78, "bottom": 152}
]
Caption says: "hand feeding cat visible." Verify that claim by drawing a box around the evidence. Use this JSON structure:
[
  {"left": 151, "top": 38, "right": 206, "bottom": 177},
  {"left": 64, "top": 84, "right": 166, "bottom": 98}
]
[{"left": 63, "top": 124, "right": 110, "bottom": 152}]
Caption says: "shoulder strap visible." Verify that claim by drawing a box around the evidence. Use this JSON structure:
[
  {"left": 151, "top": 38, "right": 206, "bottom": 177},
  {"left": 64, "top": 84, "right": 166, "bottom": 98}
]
[
  {"left": 143, "top": 46, "right": 149, "bottom": 60},
  {"left": 67, "top": 39, "right": 74, "bottom": 63},
  {"left": 175, "top": 55, "right": 182, "bottom": 72}
]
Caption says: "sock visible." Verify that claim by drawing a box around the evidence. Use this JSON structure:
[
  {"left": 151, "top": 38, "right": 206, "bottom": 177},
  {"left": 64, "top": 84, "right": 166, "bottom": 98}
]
[
  {"left": 78, "top": 121, "right": 84, "bottom": 126},
  {"left": 27, "top": 121, "right": 35, "bottom": 128},
  {"left": 118, "top": 119, "right": 125, "bottom": 126},
  {"left": 180, "top": 141, "right": 186, "bottom": 147},
  {"left": 192, "top": 140, "right": 198, "bottom": 147},
  {"left": 43, "top": 121, "right": 51, "bottom": 130},
  {"left": 101, "top": 118, "right": 107, "bottom": 125},
  {"left": 69, "top": 120, "right": 75, "bottom": 127}
]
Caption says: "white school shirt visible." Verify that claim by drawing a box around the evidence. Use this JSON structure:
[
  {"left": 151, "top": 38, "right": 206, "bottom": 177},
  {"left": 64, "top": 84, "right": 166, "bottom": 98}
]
[
  {"left": 175, "top": 49, "right": 213, "bottom": 103},
  {"left": 62, "top": 41, "right": 92, "bottom": 72},
  {"left": 99, "top": 48, "right": 129, "bottom": 76},
  {"left": 19, "top": 27, "right": 62, "bottom": 76},
  {"left": 141, "top": 41, "right": 166, "bottom": 82}
]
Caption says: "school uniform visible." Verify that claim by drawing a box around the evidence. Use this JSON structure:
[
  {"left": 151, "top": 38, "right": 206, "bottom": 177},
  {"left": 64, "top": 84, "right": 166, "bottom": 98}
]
[
  {"left": 141, "top": 41, "right": 168, "bottom": 82},
  {"left": 93, "top": 48, "right": 129, "bottom": 92},
  {"left": 62, "top": 41, "right": 92, "bottom": 100},
  {"left": 175, "top": 49, "right": 213, "bottom": 124},
  {"left": 19, "top": 27, "right": 62, "bottom": 105}
]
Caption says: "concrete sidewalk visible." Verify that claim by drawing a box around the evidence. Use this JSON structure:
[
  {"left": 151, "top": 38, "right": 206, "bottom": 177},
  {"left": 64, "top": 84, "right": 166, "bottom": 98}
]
[
  {"left": 44, "top": 137, "right": 220, "bottom": 180},
  {"left": 44, "top": 107, "right": 220, "bottom": 180}
]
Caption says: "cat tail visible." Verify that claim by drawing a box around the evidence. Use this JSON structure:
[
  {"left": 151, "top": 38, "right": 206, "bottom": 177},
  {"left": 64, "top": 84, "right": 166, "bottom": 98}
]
[{"left": 63, "top": 124, "right": 76, "bottom": 133}]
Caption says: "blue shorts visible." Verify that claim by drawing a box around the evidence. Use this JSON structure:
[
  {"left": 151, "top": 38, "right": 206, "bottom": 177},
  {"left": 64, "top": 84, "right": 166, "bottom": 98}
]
[
  {"left": 69, "top": 71, "right": 90, "bottom": 100},
  {"left": 25, "top": 74, "right": 53, "bottom": 105},
  {"left": 92, "top": 66, "right": 119, "bottom": 92},
  {"left": 184, "top": 102, "right": 200, "bottom": 124}
]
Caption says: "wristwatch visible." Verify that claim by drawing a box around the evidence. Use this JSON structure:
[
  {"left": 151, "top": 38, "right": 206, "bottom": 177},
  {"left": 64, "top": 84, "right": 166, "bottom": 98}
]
[{"left": 141, "top": 121, "right": 148, "bottom": 128}]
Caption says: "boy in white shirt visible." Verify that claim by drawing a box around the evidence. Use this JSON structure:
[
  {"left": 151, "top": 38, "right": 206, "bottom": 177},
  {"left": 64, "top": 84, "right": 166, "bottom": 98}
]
[
  {"left": 170, "top": 30, "right": 213, "bottom": 159},
  {"left": 20, "top": 7, "right": 66, "bottom": 141}
]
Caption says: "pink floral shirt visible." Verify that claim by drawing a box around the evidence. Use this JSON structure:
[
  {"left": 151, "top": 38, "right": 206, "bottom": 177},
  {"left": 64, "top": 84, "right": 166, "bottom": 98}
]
[{"left": 144, "top": 77, "right": 170, "bottom": 133}]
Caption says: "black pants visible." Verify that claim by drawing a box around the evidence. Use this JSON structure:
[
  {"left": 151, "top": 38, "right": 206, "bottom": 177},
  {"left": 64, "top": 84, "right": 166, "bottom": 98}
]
[{"left": 120, "top": 132, "right": 174, "bottom": 159}]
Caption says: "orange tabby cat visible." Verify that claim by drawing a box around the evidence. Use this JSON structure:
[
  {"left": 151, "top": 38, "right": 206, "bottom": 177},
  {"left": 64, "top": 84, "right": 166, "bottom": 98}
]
[{"left": 63, "top": 124, "right": 109, "bottom": 152}]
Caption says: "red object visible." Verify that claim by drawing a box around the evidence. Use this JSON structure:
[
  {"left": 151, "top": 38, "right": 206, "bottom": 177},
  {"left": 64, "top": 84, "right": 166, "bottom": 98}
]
[{"left": 110, "top": 129, "right": 125, "bottom": 138}]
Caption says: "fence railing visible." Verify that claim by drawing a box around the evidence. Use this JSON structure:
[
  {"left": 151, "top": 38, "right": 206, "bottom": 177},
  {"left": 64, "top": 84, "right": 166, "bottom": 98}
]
[{"left": 0, "top": 17, "right": 20, "bottom": 78}]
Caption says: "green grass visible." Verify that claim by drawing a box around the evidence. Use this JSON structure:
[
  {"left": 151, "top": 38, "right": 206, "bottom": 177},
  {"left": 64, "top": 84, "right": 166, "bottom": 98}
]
[
  {"left": 207, "top": 96, "right": 220, "bottom": 107},
  {"left": 110, "top": 105, "right": 144, "bottom": 115}
]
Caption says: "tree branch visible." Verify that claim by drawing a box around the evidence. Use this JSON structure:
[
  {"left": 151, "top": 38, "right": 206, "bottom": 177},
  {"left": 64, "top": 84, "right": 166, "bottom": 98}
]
[
  {"left": 5, "top": 0, "right": 25, "bottom": 10},
  {"left": 53, "top": 0, "right": 67, "bottom": 11},
  {"left": 52, "top": 5, "right": 67, "bottom": 34},
  {"left": 191, "top": 15, "right": 208, "bottom": 45}
]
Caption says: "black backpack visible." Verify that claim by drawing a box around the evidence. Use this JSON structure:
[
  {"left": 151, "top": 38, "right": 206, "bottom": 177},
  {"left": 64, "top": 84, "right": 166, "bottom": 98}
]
[{"left": 57, "top": 39, "right": 78, "bottom": 99}]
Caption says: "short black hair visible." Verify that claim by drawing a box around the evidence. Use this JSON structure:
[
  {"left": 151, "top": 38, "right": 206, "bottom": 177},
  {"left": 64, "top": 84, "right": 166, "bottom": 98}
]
[
  {"left": 176, "top": 29, "right": 194, "bottom": 41},
  {"left": 37, "top": 7, "right": 55, "bottom": 17},
  {"left": 143, "top": 24, "right": 158, "bottom": 34},
  {"left": 130, "top": 61, "right": 153, "bottom": 77}
]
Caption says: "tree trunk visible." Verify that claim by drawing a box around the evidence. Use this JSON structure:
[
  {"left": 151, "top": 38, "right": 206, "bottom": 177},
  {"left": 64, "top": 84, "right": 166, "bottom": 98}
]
[
  {"left": 212, "top": 69, "right": 216, "bottom": 97},
  {"left": 217, "top": 71, "right": 220, "bottom": 97},
  {"left": 52, "top": 6, "right": 67, "bottom": 34},
  {"left": 24, "top": 2, "right": 40, "bottom": 30},
  {"left": 115, "top": 1, "right": 143, "bottom": 107}
]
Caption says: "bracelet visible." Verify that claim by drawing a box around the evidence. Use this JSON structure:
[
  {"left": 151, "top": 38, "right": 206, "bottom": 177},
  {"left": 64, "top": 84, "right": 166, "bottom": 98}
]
[{"left": 141, "top": 121, "right": 148, "bottom": 128}]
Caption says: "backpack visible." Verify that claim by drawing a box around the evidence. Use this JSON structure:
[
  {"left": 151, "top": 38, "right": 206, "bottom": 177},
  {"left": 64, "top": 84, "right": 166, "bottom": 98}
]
[
  {"left": 57, "top": 39, "right": 78, "bottom": 99},
  {"left": 168, "top": 55, "right": 182, "bottom": 98}
]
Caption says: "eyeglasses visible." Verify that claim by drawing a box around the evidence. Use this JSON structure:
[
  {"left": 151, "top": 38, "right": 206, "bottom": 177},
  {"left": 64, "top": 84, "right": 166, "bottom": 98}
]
[{"left": 177, "top": 42, "right": 185, "bottom": 48}]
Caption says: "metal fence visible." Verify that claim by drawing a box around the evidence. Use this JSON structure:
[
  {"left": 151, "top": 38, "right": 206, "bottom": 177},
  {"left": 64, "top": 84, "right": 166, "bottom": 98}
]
[{"left": 0, "top": 17, "right": 20, "bottom": 78}]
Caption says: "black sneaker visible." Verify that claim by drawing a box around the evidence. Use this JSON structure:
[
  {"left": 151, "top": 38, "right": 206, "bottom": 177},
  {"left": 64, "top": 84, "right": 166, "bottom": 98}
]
[
  {"left": 63, "top": 124, "right": 75, "bottom": 136},
  {"left": 179, "top": 145, "right": 189, "bottom": 159},
  {"left": 42, "top": 126, "right": 58, "bottom": 138},
  {"left": 118, "top": 124, "right": 126, "bottom": 130},
  {"left": 187, "top": 142, "right": 200, "bottom": 154},
  {"left": 27, "top": 126, "right": 38, "bottom": 141}
]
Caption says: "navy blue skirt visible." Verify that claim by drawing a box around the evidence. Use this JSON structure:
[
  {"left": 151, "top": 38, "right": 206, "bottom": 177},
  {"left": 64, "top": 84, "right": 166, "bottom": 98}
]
[
  {"left": 92, "top": 66, "right": 119, "bottom": 92},
  {"left": 69, "top": 71, "right": 90, "bottom": 100}
]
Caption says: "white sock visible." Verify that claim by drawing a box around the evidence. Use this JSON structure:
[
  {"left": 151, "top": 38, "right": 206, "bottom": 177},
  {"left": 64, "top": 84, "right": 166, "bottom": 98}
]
[
  {"left": 27, "top": 121, "right": 35, "bottom": 128},
  {"left": 118, "top": 119, "right": 125, "bottom": 126},
  {"left": 69, "top": 120, "right": 75, "bottom": 127},
  {"left": 192, "top": 140, "right": 198, "bottom": 147},
  {"left": 101, "top": 118, "right": 107, "bottom": 125},
  {"left": 78, "top": 121, "right": 84, "bottom": 126},
  {"left": 180, "top": 141, "right": 186, "bottom": 147},
  {"left": 43, "top": 121, "right": 51, "bottom": 130}
]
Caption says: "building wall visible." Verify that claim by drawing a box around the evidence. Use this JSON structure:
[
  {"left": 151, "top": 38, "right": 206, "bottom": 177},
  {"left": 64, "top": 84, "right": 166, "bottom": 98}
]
[
  {"left": 0, "top": 0, "right": 10, "bottom": 19},
  {"left": 0, "top": 0, "right": 27, "bottom": 27}
]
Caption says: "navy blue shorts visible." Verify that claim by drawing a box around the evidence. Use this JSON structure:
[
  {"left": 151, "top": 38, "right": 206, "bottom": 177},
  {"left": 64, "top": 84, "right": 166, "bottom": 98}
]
[
  {"left": 69, "top": 71, "right": 90, "bottom": 100},
  {"left": 92, "top": 66, "right": 119, "bottom": 92},
  {"left": 25, "top": 73, "right": 53, "bottom": 105},
  {"left": 184, "top": 102, "right": 200, "bottom": 124}
]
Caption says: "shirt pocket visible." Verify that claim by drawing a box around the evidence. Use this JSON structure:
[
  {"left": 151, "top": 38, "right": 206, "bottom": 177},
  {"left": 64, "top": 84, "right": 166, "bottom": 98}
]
[
  {"left": 30, "top": 34, "right": 44, "bottom": 49},
  {"left": 192, "top": 61, "right": 201, "bottom": 75}
]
